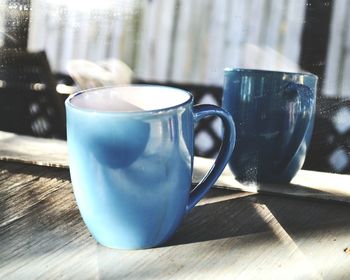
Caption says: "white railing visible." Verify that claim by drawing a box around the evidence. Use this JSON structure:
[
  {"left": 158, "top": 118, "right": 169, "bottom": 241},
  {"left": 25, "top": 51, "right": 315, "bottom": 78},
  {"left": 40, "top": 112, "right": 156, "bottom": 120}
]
[
  {"left": 323, "top": 0, "right": 350, "bottom": 98},
  {"left": 27, "top": 0, "right": 306, "bottom": 86},
  {"left": 0, "top": 0, "right": 347, "bottom": 97}
]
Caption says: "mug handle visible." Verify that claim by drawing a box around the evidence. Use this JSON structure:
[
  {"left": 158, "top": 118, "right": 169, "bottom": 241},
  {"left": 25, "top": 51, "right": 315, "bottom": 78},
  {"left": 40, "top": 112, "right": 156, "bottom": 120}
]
[
  {"left": 277, "top": 83, "right": 315, "bottom": 172},
  {"left": 186, "top": 104, "right": 236, "bottom": 213}
]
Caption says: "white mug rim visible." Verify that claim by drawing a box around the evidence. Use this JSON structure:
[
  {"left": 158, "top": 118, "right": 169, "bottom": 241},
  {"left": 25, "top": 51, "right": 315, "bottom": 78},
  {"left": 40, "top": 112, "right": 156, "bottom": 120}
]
[{"left": 65, "top": 85, "right": 194, "bottom": 115}]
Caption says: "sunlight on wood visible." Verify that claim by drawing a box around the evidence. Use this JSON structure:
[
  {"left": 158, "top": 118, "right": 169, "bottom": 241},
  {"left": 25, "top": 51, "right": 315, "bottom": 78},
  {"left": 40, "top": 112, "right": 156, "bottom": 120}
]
[{"left": 253, "top": 203, "right": 323, "bottom": 280}]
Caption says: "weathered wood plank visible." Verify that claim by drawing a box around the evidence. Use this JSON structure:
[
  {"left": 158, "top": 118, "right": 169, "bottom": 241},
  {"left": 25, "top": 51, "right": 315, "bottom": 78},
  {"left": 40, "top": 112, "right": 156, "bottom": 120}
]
[
  {"left": 0, "top": 161, "right": 350, "bottom": 279},
  {"left": 193, "top": 157, "right": 350, "bottom": 203},
  {"left": 0, "top": 162, "right": 95, "bottom": 279},
  {"left": 0, "top": 131, "right": 67, "bottom": 168},
  {"left": 0, "top": 131, "right": 350, "bottom": 205}
]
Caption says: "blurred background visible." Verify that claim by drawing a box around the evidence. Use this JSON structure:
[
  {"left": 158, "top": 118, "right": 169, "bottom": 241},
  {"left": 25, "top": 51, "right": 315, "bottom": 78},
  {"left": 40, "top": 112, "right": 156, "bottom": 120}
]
[{"left": 0, "top": 0, "right": 349, "bottom": 174}]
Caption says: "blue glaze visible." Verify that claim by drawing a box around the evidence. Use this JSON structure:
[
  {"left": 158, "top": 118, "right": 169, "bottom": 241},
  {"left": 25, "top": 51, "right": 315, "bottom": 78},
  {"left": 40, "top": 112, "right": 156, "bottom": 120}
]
[
  {"left": 223, "top": 68, "right": 318, "bottom": 184},
  {"left": 65, "top": 86, "right": 235, "bottom": 249}
]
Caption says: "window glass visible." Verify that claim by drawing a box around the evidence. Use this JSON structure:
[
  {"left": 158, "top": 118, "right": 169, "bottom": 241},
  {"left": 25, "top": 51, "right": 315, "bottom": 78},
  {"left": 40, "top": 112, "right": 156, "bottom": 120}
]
[{"left": 0, "top": 0, "right": 348, "bottom": 173}]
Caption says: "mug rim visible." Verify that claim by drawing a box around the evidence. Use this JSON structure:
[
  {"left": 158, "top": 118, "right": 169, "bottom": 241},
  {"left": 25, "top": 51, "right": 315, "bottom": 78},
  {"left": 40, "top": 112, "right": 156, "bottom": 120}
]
[
  {"left": 65, "top": 85, "right": 194, "bottom": 115},
  {"left": 224, "top": 67, "right": 318, "bottom": 80}
]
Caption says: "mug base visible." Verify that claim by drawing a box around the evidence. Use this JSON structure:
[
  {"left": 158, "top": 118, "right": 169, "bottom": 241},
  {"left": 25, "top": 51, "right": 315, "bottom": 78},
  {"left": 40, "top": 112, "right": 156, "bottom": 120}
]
[{"left": 96, "top": 239, "right": 160, "bottom": 250}]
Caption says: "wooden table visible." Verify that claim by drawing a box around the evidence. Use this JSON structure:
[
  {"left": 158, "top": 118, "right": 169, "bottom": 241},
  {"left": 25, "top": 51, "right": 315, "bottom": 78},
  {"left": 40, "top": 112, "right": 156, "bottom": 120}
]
[{"left": 1, "top": 132, "right": 350, "bottom": 279}]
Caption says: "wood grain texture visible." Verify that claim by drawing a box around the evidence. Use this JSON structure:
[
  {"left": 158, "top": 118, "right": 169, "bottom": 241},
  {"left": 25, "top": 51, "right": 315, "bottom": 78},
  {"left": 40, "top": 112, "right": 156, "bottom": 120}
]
[
  {"left": 1, "top": 161, "right": 350, "bottom": 279},
  {"left": 1, "top": 131, "right": 350, "bottom": 205},
  {"left": 0, "top": 131, "right": 67, "bottom": 168}
]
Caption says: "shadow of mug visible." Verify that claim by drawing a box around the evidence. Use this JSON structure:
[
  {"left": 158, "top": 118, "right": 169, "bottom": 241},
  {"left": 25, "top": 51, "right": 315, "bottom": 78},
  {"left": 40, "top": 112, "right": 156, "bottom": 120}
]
[{"left": 223, "top": 68, "right": 318, "bottom": 184}]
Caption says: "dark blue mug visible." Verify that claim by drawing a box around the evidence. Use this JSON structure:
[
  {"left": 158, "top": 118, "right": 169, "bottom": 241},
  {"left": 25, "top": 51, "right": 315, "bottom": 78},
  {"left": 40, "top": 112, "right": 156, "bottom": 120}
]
[
  {"left": 66, "top": 86, "right": 235, "bottom": 249},
  {"left": 223, "top": 68, "right": 318, "bottom": 184}
]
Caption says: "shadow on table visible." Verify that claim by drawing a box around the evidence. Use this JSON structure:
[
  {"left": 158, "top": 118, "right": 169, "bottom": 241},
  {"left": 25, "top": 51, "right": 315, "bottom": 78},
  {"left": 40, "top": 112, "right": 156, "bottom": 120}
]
[
  {"left": 167, "top": 189, "right": 350, "bottom": 246},
  {"left": 96, "top": 189, "right": 350, "bottom": 279},
  {"left": 166, "top": 191, "right": 267, "bottom": 246},
  {"left": 0, "top": 162, "right": 85, "bottom": 264}
]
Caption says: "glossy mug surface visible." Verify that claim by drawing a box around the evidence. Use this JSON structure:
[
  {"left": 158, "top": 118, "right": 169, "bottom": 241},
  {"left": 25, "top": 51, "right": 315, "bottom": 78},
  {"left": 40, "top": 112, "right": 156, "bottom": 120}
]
[
  {"left": 66, "top": 86, "right": 235, "bottom": 249},
  {"left": 223, "top": 68, "right": 318, "bottom": 184}
]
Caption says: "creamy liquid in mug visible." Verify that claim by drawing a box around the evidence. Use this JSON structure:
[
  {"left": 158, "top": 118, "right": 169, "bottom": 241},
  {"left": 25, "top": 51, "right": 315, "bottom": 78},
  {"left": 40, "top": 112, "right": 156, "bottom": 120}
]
[{"left": 70, "top": 86, "right": 190, "bottom": 112}]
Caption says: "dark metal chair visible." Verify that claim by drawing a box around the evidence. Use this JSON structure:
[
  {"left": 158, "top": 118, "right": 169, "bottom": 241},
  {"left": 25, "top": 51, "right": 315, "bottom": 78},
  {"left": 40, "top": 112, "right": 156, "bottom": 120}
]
[
  {"left": 303, "top": 97, "right": 350, "bottom": 174},
  {"left": 0, "top": 50, "right": 66, "bottom": 139}
]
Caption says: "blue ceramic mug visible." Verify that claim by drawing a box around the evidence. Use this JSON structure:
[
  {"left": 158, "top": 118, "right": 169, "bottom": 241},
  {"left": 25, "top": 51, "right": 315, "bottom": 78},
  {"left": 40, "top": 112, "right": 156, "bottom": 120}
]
[
  {"left": 223, "top": 68, "right": 318, "bottom": 184},
  {"left": 66, "top": 86, "right": 235, "bottom": 249}
]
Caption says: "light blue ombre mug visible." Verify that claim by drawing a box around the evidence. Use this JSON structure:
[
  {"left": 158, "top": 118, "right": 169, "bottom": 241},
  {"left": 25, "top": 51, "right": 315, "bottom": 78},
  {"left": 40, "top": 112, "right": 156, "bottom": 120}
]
[{"left": 66, "top": 86, "right": 235, "bottom": 249}]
